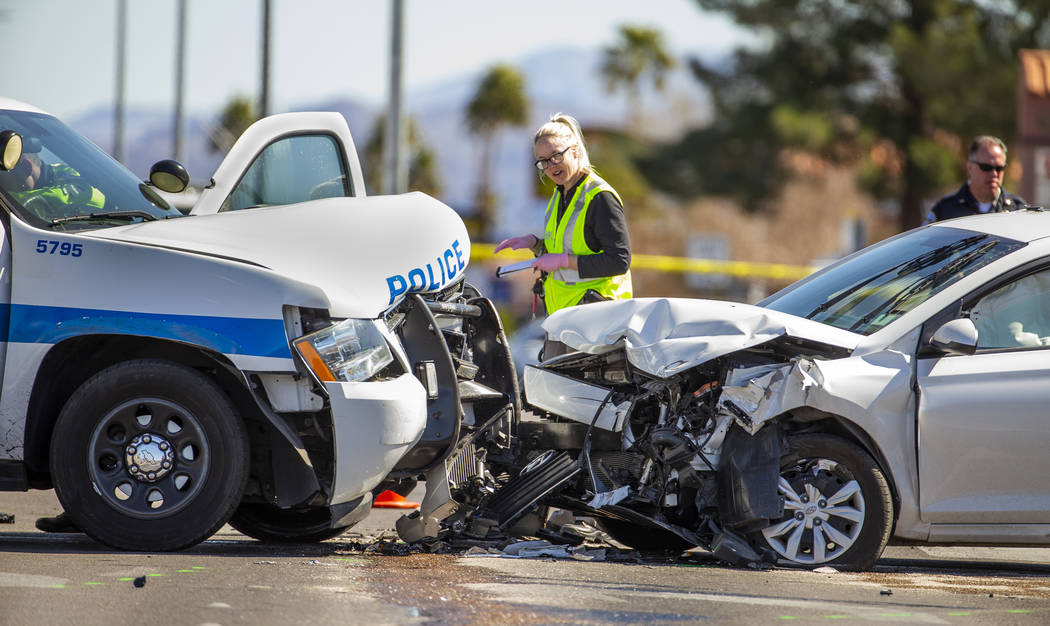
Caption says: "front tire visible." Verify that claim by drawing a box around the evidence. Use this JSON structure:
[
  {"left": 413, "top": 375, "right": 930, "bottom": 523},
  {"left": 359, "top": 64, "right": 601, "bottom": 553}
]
[
  {"left": 751, "top": 434, "right": 892, "bottom": 571},
  {"left": 50, "top": 360, "right": 248, "bottom": 551}
]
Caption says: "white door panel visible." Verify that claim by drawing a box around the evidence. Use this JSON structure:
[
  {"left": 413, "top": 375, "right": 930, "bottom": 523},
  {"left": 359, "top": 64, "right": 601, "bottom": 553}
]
[{"left": 191, "top": 112, "right": 365, "bottom": 215}]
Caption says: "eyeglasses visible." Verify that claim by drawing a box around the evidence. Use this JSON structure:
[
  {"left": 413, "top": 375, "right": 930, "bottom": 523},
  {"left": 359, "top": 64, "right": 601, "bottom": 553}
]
[
  {"left": 534, "top": 145, "right": 574, "bottom": 171},
  {"left": 970, "top": 160, "right": 1006, "bottom": 173}
]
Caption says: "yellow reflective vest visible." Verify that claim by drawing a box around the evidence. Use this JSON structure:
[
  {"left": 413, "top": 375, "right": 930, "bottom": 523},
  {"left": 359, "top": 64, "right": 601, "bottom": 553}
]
[
  {"left": 542, "top": 171, "right": 632, "bottom": 314},
  {"left": 12, "top": 164, "right": 105, "bottom": 219}
]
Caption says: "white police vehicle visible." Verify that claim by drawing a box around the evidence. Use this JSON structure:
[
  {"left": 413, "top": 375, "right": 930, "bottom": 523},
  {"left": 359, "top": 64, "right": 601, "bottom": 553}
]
[{"left": 0, "top": 98, "right": 519, "bottom": 550}]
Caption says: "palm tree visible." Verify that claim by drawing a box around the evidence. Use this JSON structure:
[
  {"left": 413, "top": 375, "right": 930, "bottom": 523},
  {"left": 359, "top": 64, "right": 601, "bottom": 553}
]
[
  {"left": 208, "top": 95, "right": 258, "bottom": 154},
  {"left": 363, "top": 114, "right": 442, "bottom": 197},
  {"left": 601, "top": 25, "right": 675, "bottom": 134},
  {"left": 464, "top": 64, "right": 528, "bottom": 239}
]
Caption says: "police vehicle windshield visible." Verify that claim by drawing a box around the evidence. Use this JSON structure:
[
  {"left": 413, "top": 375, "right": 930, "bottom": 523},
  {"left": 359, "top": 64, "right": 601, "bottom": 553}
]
[
  {"left": 0, "top": 109, "right": 183, "bottom": 230},
  {"left": 759, "top": 226, "right": 1025, "bottom": 335}
]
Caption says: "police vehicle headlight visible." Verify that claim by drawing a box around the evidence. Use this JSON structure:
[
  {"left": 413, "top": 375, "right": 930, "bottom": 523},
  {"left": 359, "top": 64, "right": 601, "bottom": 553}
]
[{"left": 293, "top": 319, "right": 394, "bottom": 383}]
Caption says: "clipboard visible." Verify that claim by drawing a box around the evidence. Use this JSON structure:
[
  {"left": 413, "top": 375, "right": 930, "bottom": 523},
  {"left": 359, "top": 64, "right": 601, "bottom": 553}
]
[{"left": 496, "top": 258, "right": 535, "bottom": 278}]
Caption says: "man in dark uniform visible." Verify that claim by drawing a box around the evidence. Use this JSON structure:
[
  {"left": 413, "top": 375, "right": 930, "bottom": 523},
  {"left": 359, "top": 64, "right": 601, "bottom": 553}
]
[{"left": 927, "top": 135, "right": 1026, "bottom": 223}]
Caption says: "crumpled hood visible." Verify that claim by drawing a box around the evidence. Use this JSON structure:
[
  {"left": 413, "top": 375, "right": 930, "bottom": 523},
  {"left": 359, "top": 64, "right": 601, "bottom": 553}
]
[
  {"left": 542, "top": 297, "right": 860, "bottom": 377},
  {"left": 88, "top": 193, "right": 470, "bottom": 318}
]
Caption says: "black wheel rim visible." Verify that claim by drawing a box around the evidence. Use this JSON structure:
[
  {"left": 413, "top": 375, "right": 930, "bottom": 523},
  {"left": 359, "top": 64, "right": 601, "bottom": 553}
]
[{"left": 87, "top": 397, "right": 210, "bottom": 519}]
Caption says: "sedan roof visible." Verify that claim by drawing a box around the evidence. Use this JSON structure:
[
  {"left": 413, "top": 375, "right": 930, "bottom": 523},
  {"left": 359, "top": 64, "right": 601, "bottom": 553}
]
[{"left": 930, "top": 208, "right": 1050, "bottom": 243}]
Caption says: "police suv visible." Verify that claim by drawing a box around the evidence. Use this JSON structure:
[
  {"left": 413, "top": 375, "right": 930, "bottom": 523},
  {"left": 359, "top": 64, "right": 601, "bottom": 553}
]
[{"left": 0, "top": 98, "right": 519, "bottom": 550}]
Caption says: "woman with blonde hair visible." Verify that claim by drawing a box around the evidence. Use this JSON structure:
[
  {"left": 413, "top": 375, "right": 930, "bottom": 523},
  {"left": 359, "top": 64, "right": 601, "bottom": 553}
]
[{"left": 494, "top": 113, "right": 632, "bottom": 315}]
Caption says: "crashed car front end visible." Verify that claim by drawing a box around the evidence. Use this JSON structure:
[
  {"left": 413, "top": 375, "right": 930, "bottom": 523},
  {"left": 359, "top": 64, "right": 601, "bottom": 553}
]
[
  {"left": 443, "top": 297, "right": 906, "bottom": 569},
  {"left": 403, "top": 225, "right": 1038, "bottom": 570}
]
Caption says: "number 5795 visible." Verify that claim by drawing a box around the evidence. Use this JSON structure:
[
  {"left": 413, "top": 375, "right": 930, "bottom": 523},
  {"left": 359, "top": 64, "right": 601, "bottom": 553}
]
[{"left": 35, "top": 239, "right": 83, "bottom": 257}]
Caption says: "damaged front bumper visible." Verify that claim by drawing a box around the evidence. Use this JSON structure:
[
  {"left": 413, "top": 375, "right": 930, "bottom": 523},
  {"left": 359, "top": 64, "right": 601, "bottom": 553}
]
[{"left": 326, "top": 374, "right": 427, "bottom": 505}]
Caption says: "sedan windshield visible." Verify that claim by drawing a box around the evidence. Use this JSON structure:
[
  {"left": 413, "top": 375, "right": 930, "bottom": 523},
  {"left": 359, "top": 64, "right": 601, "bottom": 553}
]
[
  {"left": 760, "top": 226, "right": 1025, "bottom": 335},
  {"left": 0, "top": 110, "right": 183, "bottom": 230}
]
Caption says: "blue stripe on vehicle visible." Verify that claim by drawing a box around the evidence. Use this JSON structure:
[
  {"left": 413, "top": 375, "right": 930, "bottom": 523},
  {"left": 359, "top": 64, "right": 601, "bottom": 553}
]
[
  {"left": 7, "top": 304, "right": 291, "bottom": 359},
  {"left": 0, "top": 304, "right": 9, "bottom": 343}
]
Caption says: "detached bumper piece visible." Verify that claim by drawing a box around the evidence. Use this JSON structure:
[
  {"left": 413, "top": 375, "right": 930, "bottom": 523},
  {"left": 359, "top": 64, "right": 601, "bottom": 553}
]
[{"left": 463, "top": 450, "right": 580, "bottom": 540}]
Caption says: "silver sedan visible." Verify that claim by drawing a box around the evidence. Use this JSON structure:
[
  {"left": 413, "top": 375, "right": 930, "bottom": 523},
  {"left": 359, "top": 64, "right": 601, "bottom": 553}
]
[{"left": 524, "top": 208, "right": 1050, "bottom": 570}]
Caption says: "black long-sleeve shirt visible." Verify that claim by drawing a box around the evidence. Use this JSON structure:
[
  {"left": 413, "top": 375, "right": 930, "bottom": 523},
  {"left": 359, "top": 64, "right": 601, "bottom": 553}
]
[{"left": 548, "top": 177, "right": 632, "bottom": 279}]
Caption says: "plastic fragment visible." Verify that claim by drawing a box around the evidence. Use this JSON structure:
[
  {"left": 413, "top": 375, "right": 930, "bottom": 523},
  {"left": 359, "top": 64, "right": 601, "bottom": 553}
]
[
  {"left": 501, "top": 539, "right": 607, "bottom": 561},
  {"left": 502, "top": 540, "right": 552, "bottom": 556},
  {"left": 133, "top": 576, "right": 146, "bottom": 588},
  {"left": 588, "top": 485, "right": 630, "bottom": 509},
  {"left": 710, "top": 529, "right": 765, "bottom": 566},
  {"left": 880, "top": 589, "right": 892, "bottom": 596},
  {"left": 570, "top": 548, "right": 606, "bottom": 562}
]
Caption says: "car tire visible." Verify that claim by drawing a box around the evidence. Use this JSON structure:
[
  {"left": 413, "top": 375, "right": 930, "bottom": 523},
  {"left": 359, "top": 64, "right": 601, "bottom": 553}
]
[
  {"left": 50, "top": 359, "right": 248, "bottom": 551},
  {"left": 750, "top": 433, "right": 892, "bottom": 571},
  {"left": 229, "top": 503, "right": 350, "bottom": 543}
]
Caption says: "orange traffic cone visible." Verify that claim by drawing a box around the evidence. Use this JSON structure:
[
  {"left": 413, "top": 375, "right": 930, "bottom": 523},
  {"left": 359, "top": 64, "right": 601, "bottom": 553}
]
[{"left": 372, "top": 490, "right": 420, "bottom": 509}]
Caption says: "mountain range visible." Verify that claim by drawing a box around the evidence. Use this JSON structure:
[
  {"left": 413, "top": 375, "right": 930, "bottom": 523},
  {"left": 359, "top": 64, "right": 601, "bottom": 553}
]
[{"left": 67, "top": 46, "right": 713, "bottom": 237}]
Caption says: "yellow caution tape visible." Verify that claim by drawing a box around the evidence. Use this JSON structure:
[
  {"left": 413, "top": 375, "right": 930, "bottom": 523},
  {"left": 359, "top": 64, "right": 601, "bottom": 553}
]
[{"left": 472, "top": 244, "right": 816, "bottom": 281}]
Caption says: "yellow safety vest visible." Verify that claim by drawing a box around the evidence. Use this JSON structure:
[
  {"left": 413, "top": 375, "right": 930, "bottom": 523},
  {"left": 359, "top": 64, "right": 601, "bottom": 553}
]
[
  {"left": 12, "top": 165, "right": 105, "bottom": 219},
  {"left": 542, "top": 171, "right": 632, "bottom": 314}
]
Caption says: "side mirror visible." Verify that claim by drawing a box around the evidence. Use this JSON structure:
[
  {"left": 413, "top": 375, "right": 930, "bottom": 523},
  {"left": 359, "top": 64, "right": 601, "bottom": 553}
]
[
  {"left": 929, "top": 318, "right": 978, "bottom": 356},
  {"left": 148, "top": 159, "right": 190, "bottom": 194},
  {"left": 0, "top": 130, "right": 23, "bottom": 171}
]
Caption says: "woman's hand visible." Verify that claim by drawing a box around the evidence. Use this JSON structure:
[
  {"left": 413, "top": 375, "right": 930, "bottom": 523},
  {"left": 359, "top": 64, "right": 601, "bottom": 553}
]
[
  {"left": 532, "top": 252, "right": 570, "bottom": 272},
  {"left": 494, "top": 234, "right": 538, "bottom": 253}
]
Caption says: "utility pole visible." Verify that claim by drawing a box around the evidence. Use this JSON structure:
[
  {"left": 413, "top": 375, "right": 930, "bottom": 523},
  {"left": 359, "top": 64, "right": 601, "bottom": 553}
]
[
  {"left": 383, "top": 0, "right": 407, "bottom": 195},
  {"left": 260, "top": 0, "right": 271, "bottom": 117},
  {"left": 114, "top": 0, "right": 127, "bottom": 162},
  {"left": 174, "top": 0, "right": 187, "bottom": 163}
]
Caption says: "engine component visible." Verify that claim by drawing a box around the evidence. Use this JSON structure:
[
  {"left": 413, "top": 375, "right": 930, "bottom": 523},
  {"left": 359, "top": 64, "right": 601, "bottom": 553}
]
[
  {"left": 468, "top": 450, "right": 580, "bottom": 535},
  {"left": 524, "top": 366, "right": 631, "bottom": 431}
]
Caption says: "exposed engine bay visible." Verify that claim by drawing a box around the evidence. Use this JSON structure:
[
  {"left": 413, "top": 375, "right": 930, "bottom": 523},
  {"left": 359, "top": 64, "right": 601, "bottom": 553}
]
[
  {"left": 394, "top": 297, "right": 894, "bottom": 571},
  {"left": 473, "top": 347, "right": 810, "bottom": 566}
]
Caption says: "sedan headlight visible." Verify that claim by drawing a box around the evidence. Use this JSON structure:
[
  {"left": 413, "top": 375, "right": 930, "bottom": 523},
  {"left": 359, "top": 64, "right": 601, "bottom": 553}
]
[{"left": 293, "top": 318, "right": 394, "bottom": 383}]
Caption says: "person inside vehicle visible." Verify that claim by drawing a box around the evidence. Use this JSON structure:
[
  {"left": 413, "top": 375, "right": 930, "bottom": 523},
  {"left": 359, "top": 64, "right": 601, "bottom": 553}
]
[
  {"left": 2, "top": 144, "right": 104, "bottom": 220},
  {"left": 494, "top": 113, "right": 632, "bottom": 317},
  {"left": 7, "top": 147, "right": 100, "bottom": 535},
  {"left": 926, "top": 135, "right": 1025, "bottom": 223}
]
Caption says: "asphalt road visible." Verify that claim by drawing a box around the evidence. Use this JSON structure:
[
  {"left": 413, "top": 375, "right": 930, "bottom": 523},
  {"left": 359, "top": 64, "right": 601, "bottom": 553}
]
[{"left": 4, "top": 489, "right": 1050, "bottom": 624}]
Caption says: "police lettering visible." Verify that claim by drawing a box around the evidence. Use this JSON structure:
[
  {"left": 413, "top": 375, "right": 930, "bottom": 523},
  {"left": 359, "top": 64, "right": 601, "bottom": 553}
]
[{"left": 385, "top": 239, "right": 469, "bottom": 304}]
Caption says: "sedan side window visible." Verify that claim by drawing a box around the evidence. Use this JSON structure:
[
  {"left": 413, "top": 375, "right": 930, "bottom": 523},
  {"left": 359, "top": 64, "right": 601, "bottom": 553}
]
[
  {"left": 221, "top": 134, "right": 348, "bottom": 212},
  {"left": 970, "top": 269, "right": 1050, "bottom": 350}
]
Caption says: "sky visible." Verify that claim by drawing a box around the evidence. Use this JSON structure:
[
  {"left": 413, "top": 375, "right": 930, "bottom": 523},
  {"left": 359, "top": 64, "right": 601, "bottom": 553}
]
[{"left": 0, "top": 0, "right": 751, "bottom": 120}]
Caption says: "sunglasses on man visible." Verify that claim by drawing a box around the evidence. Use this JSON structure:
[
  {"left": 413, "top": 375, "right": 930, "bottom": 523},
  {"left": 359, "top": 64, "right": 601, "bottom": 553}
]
[{"left": 970, "top": 160, "right": 1006, "bottom": 173}]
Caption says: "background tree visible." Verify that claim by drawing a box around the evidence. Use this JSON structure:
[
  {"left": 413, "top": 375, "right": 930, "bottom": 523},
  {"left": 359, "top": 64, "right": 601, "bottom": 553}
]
[
  {"left": 465, "top": 64, "right": 528, "bottom": 239},
  {"left": 208, "top": 95, "right": 258, "bottom": 153},
  {"left": 646, "top": 1, "right": 1050, "bottom": 230},
  {"left": 363, "top": 114, "right": 441, "bottom": 197},
  {"left": 601, "top": 25, "right": 676, "bottom": 134}
]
